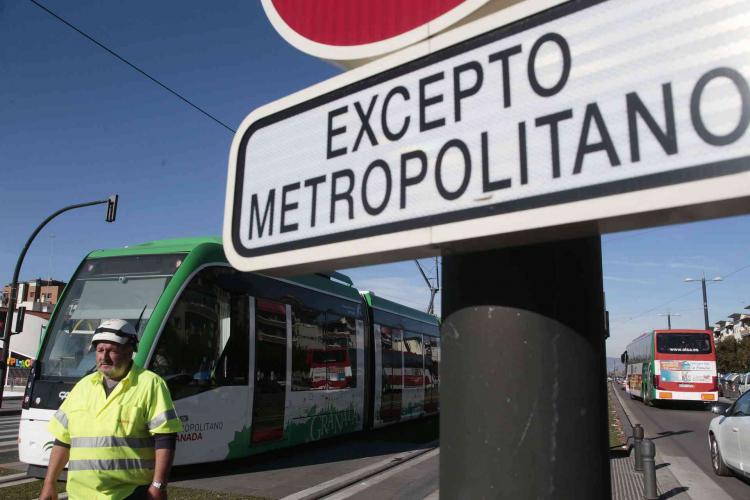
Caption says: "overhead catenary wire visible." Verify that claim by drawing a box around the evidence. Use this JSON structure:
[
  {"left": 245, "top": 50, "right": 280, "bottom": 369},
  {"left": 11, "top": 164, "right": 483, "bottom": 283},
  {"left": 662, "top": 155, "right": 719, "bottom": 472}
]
[
  {"left": 720, "top": 262, "right": 750, "bottom": 280},
  {"left": 620, "top": 288, "right": 699, "bottom": 324},
  {"left": 29, "top": 0, "right": 236, "bottom": 134},
  {"left": 619, "top": 261, "right": 750, "bottom": 325}
]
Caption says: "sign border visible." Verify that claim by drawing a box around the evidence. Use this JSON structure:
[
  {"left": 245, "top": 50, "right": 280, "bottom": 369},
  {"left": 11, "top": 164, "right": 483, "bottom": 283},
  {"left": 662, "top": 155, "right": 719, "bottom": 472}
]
[{"left": 225, "top": 0, "right": 750, "bottom": 271}]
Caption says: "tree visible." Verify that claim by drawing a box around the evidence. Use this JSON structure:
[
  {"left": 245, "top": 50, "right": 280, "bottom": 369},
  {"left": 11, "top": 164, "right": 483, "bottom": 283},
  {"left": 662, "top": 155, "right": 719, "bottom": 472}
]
[{"left": 716, "top": 338, "right": 750, "bottom": 373}]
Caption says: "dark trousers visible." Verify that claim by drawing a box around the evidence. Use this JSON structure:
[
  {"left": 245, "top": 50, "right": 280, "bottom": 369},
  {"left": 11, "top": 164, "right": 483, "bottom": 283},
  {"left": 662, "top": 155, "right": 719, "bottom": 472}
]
[{"left": 124, "top": 484, "right": 150, "bottom": 499}]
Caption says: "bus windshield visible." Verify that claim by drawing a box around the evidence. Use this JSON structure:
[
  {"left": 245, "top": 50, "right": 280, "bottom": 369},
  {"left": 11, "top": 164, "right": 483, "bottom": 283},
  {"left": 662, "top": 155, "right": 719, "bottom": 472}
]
[
  {"left": 39, "top": 254, "right": 184, "bottom": 379},
  {"left": 656, "top": 333, "right": 712, "bottom": 355}
]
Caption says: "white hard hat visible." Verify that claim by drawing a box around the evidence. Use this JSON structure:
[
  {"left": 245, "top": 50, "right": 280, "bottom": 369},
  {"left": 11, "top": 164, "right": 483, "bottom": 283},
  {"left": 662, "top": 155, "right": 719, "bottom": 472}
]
[{"left": 92, "top": 319, "right": 138, "bottom": 351}]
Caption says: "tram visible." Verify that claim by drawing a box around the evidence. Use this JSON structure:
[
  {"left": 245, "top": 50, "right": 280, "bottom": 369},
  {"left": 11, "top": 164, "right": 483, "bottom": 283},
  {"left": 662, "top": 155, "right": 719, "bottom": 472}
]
[{"left": 17, "top": 237, "right": 440, "bottom": 473}]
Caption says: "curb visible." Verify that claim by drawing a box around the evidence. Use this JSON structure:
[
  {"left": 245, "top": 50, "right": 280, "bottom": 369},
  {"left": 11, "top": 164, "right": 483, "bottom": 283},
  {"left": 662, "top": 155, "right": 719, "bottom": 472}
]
[{"left": 611, "top": 382, "right": 690, "bottom": 499}]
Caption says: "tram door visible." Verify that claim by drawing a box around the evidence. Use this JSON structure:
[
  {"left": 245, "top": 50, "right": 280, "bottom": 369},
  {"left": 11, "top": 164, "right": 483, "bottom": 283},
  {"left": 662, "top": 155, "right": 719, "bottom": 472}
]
[{"left": 250, "top": 298, "right": 288, "bottom": 443}]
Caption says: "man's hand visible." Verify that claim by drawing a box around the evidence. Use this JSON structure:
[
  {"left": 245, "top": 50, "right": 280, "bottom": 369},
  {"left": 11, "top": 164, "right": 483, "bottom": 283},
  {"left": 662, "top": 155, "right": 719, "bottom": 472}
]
[
  {"left": 146, "top": 484, "right": 167, "bottom": 500},
  {"left": 40, "top": 444, "right": 69, "bottom": 500},
  {"left": 39, "top": 481, "right": 58, "bottom": 500}
]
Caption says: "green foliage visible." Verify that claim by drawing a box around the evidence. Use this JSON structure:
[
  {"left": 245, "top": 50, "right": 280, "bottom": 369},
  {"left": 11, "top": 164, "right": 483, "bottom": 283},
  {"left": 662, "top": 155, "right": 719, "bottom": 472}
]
[{"left": 716, "top": 337, "right": 750, "bottom": 373}]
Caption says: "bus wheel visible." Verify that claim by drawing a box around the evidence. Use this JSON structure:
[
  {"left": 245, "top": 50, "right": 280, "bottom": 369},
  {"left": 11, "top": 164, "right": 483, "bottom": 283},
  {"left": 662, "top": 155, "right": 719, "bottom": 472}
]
[{"left": 643, "top": 389, "right": 653, "bottom": 406}]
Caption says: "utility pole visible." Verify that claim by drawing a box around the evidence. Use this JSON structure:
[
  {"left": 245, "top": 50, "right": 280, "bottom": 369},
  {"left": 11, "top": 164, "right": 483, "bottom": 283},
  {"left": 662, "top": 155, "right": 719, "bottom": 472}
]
[
  {"left": 414, "top": 257, "right": 440, "bottom": 315},
  {"left": 0, "top": 195, "right": 118, "bottom": 407},
  {"left": 684, "top": 272, "right": 722, "bottom": 330}
]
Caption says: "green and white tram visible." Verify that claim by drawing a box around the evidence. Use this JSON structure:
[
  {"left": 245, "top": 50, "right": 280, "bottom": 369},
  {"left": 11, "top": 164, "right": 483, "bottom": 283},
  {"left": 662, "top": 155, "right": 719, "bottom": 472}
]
[{"left": 18, "top": 237, "right": 440, "bottom": 474}]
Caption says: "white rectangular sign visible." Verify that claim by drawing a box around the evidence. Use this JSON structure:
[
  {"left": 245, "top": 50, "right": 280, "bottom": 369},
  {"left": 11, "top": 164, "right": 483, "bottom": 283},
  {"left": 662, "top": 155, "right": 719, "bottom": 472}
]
[{"left": 224, "top": 0, "right": 750, "bottom": 274}]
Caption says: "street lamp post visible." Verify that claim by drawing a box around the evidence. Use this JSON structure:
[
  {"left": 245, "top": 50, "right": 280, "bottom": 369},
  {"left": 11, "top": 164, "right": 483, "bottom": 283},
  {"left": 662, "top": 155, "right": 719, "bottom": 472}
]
[
  {"left": 0, "top": 196, "right": 118, "bottom": 407},
  {"left": 684, "top": 272, "right": 722, "bottom": 330},
  {"left": 658, "top": 311, "right": 681, "bottom": 329}
]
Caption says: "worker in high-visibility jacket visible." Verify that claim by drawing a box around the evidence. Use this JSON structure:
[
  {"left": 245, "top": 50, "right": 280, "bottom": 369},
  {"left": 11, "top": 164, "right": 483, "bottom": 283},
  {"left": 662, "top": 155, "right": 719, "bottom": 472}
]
[{"left": 40, "top": 319, "right": 183, "bottom": 500}]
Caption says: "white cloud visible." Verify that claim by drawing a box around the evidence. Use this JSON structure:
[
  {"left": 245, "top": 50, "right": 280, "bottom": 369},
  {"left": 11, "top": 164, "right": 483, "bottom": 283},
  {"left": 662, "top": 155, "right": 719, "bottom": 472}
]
[{"left": 603, "top": 275, "right": 651, "bottom": 285}]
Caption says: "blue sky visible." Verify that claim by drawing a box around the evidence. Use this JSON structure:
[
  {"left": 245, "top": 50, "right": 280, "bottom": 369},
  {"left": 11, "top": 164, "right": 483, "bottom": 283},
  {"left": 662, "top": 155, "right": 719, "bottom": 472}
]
[{"left": 1, "top": 0, "right": 747, "bottom": 357}]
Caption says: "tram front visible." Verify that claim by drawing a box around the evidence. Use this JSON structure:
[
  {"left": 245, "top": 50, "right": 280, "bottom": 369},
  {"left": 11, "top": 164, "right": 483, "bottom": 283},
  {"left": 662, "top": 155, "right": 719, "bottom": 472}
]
[{"left": 18, "top": 252, "right": 182, "bottom": 475}]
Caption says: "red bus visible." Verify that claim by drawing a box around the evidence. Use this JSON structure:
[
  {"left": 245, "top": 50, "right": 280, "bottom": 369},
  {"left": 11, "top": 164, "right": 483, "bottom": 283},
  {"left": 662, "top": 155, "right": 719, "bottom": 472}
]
[{"left": 622, "top": 329, "right": 718, "bottom": 405}]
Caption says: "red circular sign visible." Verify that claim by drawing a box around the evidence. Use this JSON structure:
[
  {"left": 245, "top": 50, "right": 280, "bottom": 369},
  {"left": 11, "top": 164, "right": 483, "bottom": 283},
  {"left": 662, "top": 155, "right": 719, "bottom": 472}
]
[{"left": 263, "top": 0, "right": 490, "bottom": 61}]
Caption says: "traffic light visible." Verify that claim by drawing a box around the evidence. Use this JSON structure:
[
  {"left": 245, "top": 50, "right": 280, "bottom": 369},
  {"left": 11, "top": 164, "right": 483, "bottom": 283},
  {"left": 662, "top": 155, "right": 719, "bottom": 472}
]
[
  {"left": 12, "top": 307, "right": 25, "bottom": 335},
  {"left": 106, "top": 194, "right": 118, "bottom": 222}
]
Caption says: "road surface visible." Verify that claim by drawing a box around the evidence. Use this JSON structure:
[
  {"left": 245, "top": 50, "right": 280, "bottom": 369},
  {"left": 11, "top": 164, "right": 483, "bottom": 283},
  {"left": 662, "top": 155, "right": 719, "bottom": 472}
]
[{"left": 617, "top": 386, "right": 750, "bottom": 499}]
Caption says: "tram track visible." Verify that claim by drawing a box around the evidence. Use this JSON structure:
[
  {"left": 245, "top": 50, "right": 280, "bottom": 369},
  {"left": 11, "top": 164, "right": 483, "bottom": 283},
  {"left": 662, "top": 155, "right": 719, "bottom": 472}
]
[{"left": 281, "top": 440, "right": 439, "bottom": 500}]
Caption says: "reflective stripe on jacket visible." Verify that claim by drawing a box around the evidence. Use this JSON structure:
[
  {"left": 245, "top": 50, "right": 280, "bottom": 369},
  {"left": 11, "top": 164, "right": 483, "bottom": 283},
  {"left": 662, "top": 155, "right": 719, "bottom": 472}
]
[{"left": 48, "top": 364, "right": 182, "bottom": 500}]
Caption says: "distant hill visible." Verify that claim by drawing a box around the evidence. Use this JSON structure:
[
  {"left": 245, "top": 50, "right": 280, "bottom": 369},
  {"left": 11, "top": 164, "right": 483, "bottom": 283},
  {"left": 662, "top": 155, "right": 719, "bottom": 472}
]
[{"left": 607, "top": 357, "right": 624, "bottom": 374}]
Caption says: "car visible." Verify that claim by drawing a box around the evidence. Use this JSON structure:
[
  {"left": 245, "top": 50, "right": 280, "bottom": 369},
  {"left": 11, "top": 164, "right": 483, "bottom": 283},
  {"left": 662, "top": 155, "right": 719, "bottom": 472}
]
[
  {"left": 723, "top": 373, "right": 743, "bottom": 399},
  {"left": 721, "top": 373, "right": 742, "bottom": 399},
  {"left": 738, "top": 372, "right": 750, "bottom": 397},
  {"left": 709, "top": 391, "right": 750, "bottom": 478}
]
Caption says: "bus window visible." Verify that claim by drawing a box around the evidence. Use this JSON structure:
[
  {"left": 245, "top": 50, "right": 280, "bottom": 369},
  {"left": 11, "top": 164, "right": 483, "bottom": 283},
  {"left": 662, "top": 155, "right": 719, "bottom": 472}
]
[
  {"left": 151, "top": 267, "right": 237, "bottom": 400},
  {"left": 656, "top": 333, "right": 712, "bottom": 354}
]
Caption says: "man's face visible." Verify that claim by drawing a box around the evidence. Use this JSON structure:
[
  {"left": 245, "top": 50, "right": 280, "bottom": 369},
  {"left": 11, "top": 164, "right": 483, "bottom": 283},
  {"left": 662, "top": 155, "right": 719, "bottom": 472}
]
[{"left": 95, "top": 341, "right": 133, "bottom": 380}]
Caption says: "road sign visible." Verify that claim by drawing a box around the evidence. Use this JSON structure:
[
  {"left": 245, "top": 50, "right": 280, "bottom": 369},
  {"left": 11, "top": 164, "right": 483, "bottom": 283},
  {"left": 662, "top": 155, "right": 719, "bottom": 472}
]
[
  {"left": 262, "top": 0, "right": 493, "bottom": 62},
  {"left": 224, "top": 0, "right": 750, "bottom": 274}
]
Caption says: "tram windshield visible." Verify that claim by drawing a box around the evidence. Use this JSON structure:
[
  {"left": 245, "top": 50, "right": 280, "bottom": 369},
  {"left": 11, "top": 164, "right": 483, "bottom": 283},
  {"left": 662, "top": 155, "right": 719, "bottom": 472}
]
[{"left": 39, "top": 253, "right": 184, "bottom": 379}]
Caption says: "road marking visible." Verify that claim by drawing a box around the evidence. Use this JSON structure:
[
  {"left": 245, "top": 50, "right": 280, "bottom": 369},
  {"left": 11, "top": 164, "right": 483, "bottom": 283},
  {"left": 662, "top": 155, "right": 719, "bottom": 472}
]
[
  {"left": 322, "top": 448, "right": 439, "bottom": 500},
  {"left": 0, "top": 477, "right": 36, "bottom": 488},
  {"left": 0, "top": 472, "right": 27, "bottom": 484},
  {"left": 660, "top": 455, "right": 732, "bottom": 500},
  {"left": 422, "top": 491, "right": 439, "bottom": 500}
]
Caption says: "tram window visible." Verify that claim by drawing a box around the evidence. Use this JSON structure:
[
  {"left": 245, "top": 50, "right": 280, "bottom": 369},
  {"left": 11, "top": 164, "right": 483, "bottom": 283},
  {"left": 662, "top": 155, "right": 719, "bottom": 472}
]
[
  {"left": 151, "top": 267, "right": 243, "bottom": 400},
  {"left": 380, "top": 325, "right": 403, "bottom": 422},
  {"left": 213, "top": 294, "right": 249, "bottom": 385},
  {"left": 291, "top": 299, "right": 359, "bottom": 391},
  {"left": 255, "top": 298, "right": 287, "bottom": 392},
  {"left": 291, "top": 305, "right": 326, "bottom": 391},
  {"left": 403, "top": 332, "right": 423, "bottom": 388},
  {"left": 425, "top": 336, "right": 440, "bottom": 412},
  {"left": 324, "top": 310, "right": 357, "bottom": 389}
]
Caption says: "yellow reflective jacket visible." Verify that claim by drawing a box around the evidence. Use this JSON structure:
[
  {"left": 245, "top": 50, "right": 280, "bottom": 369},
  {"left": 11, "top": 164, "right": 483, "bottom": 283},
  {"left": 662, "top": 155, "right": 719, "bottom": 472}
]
[{"left": 48, "top": 364, "right": 183, "bottom": 499}]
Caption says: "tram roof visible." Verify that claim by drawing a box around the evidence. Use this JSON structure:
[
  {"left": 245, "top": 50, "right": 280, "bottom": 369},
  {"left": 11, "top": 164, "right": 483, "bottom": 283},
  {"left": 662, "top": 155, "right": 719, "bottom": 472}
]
[
  {"left": 88, "top": 236, "right": 223, "bottom": 258},
  {"left": 85, "top": 236, "right": 362, "bottom": 300},
  {"left": 85, "top": 238, "right": 444, "bottom": 312},
  {"left": 361, "top": 291, "right": 440, "bottom": 326}
]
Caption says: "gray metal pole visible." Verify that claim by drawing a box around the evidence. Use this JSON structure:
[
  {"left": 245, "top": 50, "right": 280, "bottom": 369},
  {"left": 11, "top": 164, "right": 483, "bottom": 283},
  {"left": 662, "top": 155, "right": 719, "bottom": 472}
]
[
  {"left": 441, "top": 236, "right": 609, "bottom": 498},
  {"left": 0, "top": 198, "right": 110, "bottom": 407},
  {"left": 633, "top": 424, "right": 644, "bottom": 472},
  {"left": 701, "top": 276, "right": 710, "bottom": 330},
  {"left": 641, "top": 439, "right": 658, "bottom": 499}
]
